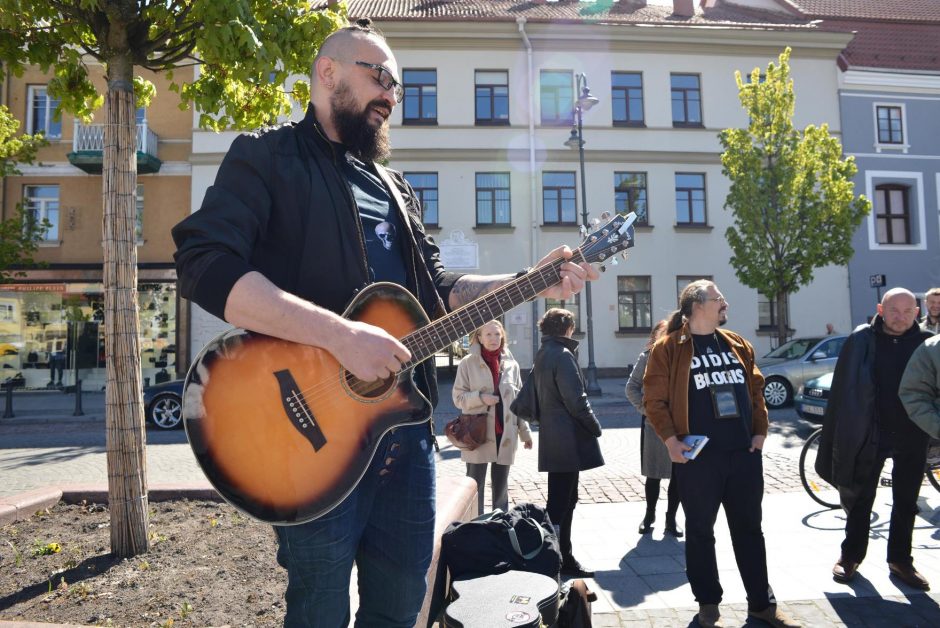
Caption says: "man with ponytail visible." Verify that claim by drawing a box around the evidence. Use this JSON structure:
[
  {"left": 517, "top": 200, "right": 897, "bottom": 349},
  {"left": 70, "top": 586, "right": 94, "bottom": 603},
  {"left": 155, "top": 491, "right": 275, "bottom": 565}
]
[{"left": 643, "top": 280, "right": 798, "bottom": 628}]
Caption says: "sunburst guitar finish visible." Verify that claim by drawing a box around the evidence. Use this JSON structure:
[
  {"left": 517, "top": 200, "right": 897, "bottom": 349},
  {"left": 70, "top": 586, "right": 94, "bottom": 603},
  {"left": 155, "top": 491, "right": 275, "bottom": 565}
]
[{"left": 183, "top": 211, "right": 638, "bottom": 525}]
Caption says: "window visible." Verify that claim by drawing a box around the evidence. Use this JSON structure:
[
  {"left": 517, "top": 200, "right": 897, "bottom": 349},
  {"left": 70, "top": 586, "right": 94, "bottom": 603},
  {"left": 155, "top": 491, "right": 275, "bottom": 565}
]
[
  {"left": 27, "top": 86, "right": 62, "bottom": 138},
  {"left": 874, "top": 184, "right": 910, "bottom": 244},
  {"left": 758, "top": 292, "right": 788, "bottom": 329},
  {"left": 815, "top": 336, "right": 846, "bottom": 359},
  {"left": 136, "top": 184, "right": 144, "bottom": 243},
  {"left": 402, "top": 69, "right": 437, "bottom": 124},
  {"left": 540, "top": 70, "right": 573, "bottom": 125},
  {"left": 670, "top": 74, "right": 702, "bottom": 127},
  {"left": 544, "top": 294, "right": 581, "bottom": 332},
  {"left": 475, "top": 70, "right": 509, "bottom": 125},
  {"left": 614, "top": 172, "right": 648, "bottom": 225},
  {"left": 876, "top": 105, "right": 903, "bottom": 144},
  {"left": 476, "top": 173, "right": 511, "bottom": 225},
  {"left": 611, "top": 72, "right": 644, "bottom": 126},
  {"left": 136, "top": 107, "right": 147, "bottom": 125},
  {"left": 542, "top": 172, "right": 577, "bottom": 224},
  {"left": 24, "top": 185, "right": 59, "bottom": 242},
  {"left": 404, "top": 173, "right": 439, "bottom": 227},
  {"left": 675, "top": 173, "right": 706, "bottom": 225},
  {"left": 618, "top": 276, "right": 652, "bottom": 331},
  {"left": 676, "top": 275, "right": 712, "bottom": 304}
]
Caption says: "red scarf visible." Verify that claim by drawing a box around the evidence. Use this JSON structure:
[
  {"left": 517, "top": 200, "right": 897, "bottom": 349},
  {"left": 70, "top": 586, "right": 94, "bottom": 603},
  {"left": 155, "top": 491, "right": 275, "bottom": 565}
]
[{"left": 480, "top": 346, "right": 503, "bottom": 438}]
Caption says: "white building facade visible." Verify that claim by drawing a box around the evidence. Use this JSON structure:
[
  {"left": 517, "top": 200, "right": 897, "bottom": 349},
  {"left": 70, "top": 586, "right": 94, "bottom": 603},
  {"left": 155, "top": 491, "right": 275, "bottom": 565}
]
[{"left": 188, "top": 2, "right": 856, "bottom": 371}]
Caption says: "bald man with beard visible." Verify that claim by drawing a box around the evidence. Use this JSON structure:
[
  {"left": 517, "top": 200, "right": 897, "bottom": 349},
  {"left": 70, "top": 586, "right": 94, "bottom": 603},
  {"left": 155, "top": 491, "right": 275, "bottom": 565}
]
[
  {"left": 173, "top": 18, "right": 598, "bottom": 627},
  {"left": 817, "top": 288, "right": 934, "bottom": 590}
]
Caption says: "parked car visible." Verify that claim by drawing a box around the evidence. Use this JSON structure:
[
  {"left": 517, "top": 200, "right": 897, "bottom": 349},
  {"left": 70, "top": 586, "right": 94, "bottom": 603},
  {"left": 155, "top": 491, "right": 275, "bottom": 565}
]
[
  {"left": 143, "top": 378, "right": 184, "bottom": 430},
  {"left": 757, "top": 335, "right": 847, "bottom": 408},
  {"left": 794, "top": 372, "right": 832, "bottom": 423}
]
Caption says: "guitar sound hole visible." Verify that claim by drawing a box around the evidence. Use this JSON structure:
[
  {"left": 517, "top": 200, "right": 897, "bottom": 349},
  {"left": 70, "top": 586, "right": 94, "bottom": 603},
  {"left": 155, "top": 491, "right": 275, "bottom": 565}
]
[{"left": 346, "top": 373, "right": 396, "bottom": 399}]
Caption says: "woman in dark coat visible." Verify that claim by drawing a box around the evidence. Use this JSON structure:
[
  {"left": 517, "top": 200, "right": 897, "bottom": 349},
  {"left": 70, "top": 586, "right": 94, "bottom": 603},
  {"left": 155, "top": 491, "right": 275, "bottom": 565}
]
[{"left": 533, "top": 308, "right": 604, "bottom": 578}]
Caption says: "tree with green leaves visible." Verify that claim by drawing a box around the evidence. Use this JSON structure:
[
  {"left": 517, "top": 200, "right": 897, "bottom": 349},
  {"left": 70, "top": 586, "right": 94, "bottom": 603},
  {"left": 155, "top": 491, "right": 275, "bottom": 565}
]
[
  {"left": 719, "top": 47, "right": 870, "bottom": 346},
  {"left": 0, "top": 0, "right": 345, "bottom": 557},
  {"left": 0, "top": 103, "right": 48, "bottom": 281}
]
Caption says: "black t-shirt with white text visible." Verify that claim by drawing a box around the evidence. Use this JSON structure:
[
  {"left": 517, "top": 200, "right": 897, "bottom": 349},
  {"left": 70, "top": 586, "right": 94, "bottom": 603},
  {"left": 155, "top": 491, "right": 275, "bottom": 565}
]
[
  {"left": 336, "top": 145, "right": 409, "bottom": 286},
  {"left": 687, "top": 333, "right": 752, "bottom": 451}
]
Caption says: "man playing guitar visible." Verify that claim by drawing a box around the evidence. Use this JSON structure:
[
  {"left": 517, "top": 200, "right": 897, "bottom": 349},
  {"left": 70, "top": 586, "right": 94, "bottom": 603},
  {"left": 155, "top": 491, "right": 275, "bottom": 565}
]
[{"left": 173, "top": 18, "right": 598, "bottom": 628}]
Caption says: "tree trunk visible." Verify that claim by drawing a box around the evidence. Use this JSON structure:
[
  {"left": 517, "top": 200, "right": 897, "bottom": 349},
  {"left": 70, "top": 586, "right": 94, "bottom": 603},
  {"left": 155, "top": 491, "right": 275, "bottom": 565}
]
[
  {"left": 103, "top": 73, "right": 149, "bottom": 557},
  {"left": 775, "top": 290, "right": 789, "bottom": 349}
]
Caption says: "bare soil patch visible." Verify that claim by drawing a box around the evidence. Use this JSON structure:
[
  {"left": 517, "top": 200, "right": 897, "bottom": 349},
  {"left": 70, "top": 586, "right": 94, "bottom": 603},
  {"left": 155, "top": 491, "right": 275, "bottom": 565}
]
[{"left": 0, "top": 500, "right": 286, "bottom": 627}]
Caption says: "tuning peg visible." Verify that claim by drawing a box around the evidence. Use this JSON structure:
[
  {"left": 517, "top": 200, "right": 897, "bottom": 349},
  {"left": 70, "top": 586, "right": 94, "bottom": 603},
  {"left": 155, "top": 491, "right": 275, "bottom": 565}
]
[
  {"left": 600, "top": 211, "right": 611, "bottom": 221},
  {"left": 599, "top": 265, "right": 607, "bottom": 273},
  {"left": 590, "top": 218, "right": 600, "bottom": 228},
  {"left": 611, "top": 257, "right": 619, "bottom": 266},
  {"left": 621, "top": 252, "right": 629, "bottom": 260},
  {"left": 579, "top": 224, "right": 588, "bottom": 236}
]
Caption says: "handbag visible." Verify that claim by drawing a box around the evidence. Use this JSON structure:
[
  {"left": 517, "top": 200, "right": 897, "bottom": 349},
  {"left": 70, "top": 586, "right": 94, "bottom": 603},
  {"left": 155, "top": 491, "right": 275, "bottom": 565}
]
[
  {"left": 445, "top": 412, "right": 488, "bottom": 450},
  {"left": 510, "top": 368, "right": 540, "bottom": 425}
]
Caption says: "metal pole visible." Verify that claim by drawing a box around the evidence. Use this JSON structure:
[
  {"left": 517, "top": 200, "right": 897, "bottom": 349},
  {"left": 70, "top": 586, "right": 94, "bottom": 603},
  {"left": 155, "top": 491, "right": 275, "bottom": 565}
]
[
  {"left": 576, "top": 73, "right": 602, "bottom": 396},
  {"left": 73, "top": 379, "right": 84, "bottom": 416}
]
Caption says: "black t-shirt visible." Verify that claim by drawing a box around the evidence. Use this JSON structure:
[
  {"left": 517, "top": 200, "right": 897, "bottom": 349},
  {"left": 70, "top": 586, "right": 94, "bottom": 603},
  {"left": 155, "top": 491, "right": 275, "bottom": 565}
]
[
  {"left": 687, "top": 333, "right": 752, "bottom": 451},
  {"left": 336, "top": 145, "right": 409, "bottom": 286}
]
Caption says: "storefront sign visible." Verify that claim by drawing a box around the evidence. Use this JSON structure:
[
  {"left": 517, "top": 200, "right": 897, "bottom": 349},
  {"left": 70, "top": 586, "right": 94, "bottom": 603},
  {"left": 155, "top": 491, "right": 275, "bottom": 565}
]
[{"left": 0, "top": 284, "right": 67, "bottom": 292}]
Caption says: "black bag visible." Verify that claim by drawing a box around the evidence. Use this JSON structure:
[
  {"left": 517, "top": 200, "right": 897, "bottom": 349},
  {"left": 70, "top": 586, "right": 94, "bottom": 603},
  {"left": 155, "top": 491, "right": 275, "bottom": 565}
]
[
  {"left": 510, "top": 369, "right": 540, "bottom": 425},
  {"left": 557, "top": 579, "right": 596, "bottom": 628},
  {"left": 441, "top": 502, "right": 561, "bottom": 581},
  {"left": 444, "top": 413, "right": 488, "bottom": 450}
]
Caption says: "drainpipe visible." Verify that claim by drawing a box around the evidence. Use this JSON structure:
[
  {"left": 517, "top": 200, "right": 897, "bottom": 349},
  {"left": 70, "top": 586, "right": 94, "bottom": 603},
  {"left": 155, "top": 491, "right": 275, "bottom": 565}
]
[
  {"left": 516, "top": 17, "right": 540, "bottom": 365},
  {"left": 1, "top": 63, "right": 8, "bottom": 221}
]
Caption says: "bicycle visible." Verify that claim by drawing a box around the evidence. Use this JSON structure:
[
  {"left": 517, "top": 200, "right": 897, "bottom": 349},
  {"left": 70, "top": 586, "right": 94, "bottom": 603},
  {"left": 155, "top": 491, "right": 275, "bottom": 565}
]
[{"left": 799, "top": 427, "right": 940, "bottom": 509}]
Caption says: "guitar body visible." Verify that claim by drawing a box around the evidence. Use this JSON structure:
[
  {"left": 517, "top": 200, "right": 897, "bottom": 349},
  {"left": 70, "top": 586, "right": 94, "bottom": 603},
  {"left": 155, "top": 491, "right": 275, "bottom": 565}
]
[{"left": 183, "top": 283, "right": 432, "bottom": 525}]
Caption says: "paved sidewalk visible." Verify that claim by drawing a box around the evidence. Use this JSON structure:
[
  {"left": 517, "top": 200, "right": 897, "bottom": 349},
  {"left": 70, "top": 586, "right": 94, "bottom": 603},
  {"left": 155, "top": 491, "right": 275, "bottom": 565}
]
[{"left": 2, "top": 379, "right": 940, "bottom": 626}]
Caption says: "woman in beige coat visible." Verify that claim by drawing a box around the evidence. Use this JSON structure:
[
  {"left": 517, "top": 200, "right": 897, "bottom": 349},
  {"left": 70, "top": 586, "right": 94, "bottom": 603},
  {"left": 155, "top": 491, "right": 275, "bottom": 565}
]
[{"left": 453, "top": 320, "right": 533, "bottom": 514}]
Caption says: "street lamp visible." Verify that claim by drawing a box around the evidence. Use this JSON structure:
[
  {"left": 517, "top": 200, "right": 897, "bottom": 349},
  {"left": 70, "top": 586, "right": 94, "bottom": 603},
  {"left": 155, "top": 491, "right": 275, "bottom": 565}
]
[{"left": 564, "top": 73, "right": 602, "bottom": 396}]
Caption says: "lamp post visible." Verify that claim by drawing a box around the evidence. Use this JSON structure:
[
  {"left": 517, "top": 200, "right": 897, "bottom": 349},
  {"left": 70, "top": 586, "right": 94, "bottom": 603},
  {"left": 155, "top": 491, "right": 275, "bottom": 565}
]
[{"left": 564, "top": 73, "right": 602, "bottom": 396}]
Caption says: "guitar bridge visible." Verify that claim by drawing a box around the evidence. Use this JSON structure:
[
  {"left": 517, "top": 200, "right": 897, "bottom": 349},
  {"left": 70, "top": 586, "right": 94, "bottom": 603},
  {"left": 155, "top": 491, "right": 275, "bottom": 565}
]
[{"left": 274, "top": 370, "right": 327, "bottom": 451}]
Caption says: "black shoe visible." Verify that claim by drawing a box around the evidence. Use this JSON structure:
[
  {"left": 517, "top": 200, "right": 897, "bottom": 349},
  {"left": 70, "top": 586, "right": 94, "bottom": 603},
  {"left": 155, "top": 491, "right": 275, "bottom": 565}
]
[
  {"left": 638, "top": 515, "right": 654, "bottom": 534},
  {"left": 561, "top": 557, "right": 594, "bottom": 578},
  {"left": 664, "top": 519, "right": 684, "bottom": 538},
  {"left": 888, "top": 562, "right": 930, "bottom": 590}
]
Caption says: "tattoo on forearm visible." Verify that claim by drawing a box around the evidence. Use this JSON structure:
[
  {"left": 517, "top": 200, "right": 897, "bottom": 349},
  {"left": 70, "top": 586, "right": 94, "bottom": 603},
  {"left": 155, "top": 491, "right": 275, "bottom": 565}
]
[{"left": 450, "top": 274, "right": 514, "bottom": 308}]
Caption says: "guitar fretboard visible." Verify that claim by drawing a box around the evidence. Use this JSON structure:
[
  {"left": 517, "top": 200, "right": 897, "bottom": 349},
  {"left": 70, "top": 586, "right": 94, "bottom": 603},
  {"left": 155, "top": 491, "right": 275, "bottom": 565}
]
[{"left": 399, "top": 253, "right": 581, "bottom": 369}]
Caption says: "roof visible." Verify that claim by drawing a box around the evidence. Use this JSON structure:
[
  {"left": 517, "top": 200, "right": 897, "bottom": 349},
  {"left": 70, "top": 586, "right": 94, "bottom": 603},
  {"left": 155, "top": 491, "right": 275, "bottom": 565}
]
[
  {"left": 785, "top": 1, "right": 940, "bottom": 24},
  {"left": 327, "top": 0, "right": 817, "bottom": 29},
  {"left": 822, "top": 19, "right": 940, "bottom": 71}
]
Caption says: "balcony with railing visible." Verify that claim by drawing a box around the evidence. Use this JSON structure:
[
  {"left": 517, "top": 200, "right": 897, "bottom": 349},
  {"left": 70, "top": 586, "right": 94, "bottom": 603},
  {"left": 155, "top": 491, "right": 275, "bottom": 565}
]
[{"left": 67, "top": 119, "right": 162, "bottom": 174}]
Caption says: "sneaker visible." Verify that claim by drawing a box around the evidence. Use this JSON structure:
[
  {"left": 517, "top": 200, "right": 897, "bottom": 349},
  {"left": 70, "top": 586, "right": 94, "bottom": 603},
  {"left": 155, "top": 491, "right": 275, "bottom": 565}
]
[
  {"left": 832, "top": 557, "right": 859, "bottom": 583},
  {"left": 696, "top": 603, "right": 722, "bottom": 628},
  {"left": 747, "top": 604, "right": 802, "bottom": 628},
  {"left": 560, "top": 556, "right": 594, "bottom": 578},
  {"left": 888, "top": 562, "right": 930, "bottom": 590}
]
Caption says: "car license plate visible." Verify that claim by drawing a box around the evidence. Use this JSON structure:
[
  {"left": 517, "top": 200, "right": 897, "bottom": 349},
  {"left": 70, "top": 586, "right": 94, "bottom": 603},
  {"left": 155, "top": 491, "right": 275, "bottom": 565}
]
[{"left": 802, "top": 404, "right": 824, "bottom": 416}]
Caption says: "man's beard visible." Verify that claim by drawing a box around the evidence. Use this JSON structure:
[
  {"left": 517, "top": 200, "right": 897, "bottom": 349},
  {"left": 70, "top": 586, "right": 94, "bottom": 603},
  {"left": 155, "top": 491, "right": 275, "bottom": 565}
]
[{"left": 330, "top": 82, "right": 391, "bottom": 163}]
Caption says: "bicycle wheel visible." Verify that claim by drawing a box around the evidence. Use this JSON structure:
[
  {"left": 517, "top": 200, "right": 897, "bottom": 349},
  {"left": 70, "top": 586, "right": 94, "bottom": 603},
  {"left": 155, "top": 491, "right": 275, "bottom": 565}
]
[{"left": 799, "top": 428, "right": 840, "bottom": 509}]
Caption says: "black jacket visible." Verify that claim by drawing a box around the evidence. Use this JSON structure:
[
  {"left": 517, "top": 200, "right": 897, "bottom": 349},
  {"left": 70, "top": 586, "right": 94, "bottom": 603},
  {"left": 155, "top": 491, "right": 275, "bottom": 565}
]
[
  {"left": 533, "top": 336, "right": 604, "bottom": 473},
  {"left": 816, "top": 317, "right": 932, "bottom": 493},
  {"left": 172, "top": 104, "right": 461, "bottom": 405}
]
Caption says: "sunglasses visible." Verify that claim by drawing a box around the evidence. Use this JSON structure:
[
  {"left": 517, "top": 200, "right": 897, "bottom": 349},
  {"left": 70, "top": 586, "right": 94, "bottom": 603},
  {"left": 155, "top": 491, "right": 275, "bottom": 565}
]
[{"left": 355, "top": 61, "right": 404, "bottom": 103}]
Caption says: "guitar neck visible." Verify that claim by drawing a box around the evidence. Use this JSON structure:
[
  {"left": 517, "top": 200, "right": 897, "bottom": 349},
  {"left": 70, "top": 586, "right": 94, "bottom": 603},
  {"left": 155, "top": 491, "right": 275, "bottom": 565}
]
[{"left": 401, "top": 254, "right": 578, "bottom": 368}]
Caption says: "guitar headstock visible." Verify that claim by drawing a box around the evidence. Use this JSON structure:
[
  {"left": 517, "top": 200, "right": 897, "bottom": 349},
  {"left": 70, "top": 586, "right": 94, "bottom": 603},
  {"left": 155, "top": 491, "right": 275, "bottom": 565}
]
[{"left": 577, "top": 211, "right": 637, "bottom": 268}]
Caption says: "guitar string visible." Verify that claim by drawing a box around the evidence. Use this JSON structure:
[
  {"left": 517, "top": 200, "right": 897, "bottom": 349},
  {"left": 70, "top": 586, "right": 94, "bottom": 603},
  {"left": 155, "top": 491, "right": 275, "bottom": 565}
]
[
  {"left": 281, "top": 231, "right": 625, "bottom": 409},
  {"left": 279, "top": 255, "right": 573, "bottom": 408}
]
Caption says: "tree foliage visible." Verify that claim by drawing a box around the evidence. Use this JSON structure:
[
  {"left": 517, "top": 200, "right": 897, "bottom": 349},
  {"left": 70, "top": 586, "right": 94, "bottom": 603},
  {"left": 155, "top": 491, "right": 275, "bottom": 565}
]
[
  {"left": 0, "top": 104, "right": 48, "bottom": 281},
  {"left": 0, "top": 0, "right": 345, "bottom": 558},
  {"left": 719, "top": 48, "right": 871, "bottom": 343}
]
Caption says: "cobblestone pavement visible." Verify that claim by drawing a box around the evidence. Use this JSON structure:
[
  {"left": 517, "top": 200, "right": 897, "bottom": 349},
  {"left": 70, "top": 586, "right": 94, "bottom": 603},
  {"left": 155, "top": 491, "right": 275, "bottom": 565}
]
[{"left": 0, "top": 378, "right": 815, "bottom": 503}]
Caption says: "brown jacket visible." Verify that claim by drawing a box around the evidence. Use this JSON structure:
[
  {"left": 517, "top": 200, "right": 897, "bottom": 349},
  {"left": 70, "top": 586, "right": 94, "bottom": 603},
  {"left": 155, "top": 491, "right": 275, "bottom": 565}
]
[{"left": 642, "top": 323, "right": 768, "bottom": 442}]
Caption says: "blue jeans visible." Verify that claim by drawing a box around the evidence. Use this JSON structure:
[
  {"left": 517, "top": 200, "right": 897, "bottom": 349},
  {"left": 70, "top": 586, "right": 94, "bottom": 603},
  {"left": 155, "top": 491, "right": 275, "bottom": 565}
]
[{"left": 275, "top": 423, "right": 436, "bottom": 627}]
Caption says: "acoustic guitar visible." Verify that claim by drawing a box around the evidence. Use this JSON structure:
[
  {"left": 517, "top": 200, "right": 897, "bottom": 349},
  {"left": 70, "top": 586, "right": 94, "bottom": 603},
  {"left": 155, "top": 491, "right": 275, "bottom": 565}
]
[{"left": 182, "top": 211, "right": 637, "bottom": 524}]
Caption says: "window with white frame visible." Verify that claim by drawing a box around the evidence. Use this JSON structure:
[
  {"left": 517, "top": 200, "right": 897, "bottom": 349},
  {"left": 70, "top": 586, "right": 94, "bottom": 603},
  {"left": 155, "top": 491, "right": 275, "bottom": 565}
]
[
  {"left": 865, "top": 171, "right": 925, "bottom": 250},
  {"left": 874, "top": 104, "right": 906, "bottom": 147},
  {"left": 24, "top": 185, "right": 59, "bottom": 242},
  {"left": 27, "top": 86, "right": 62, "bottom": 138}
]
